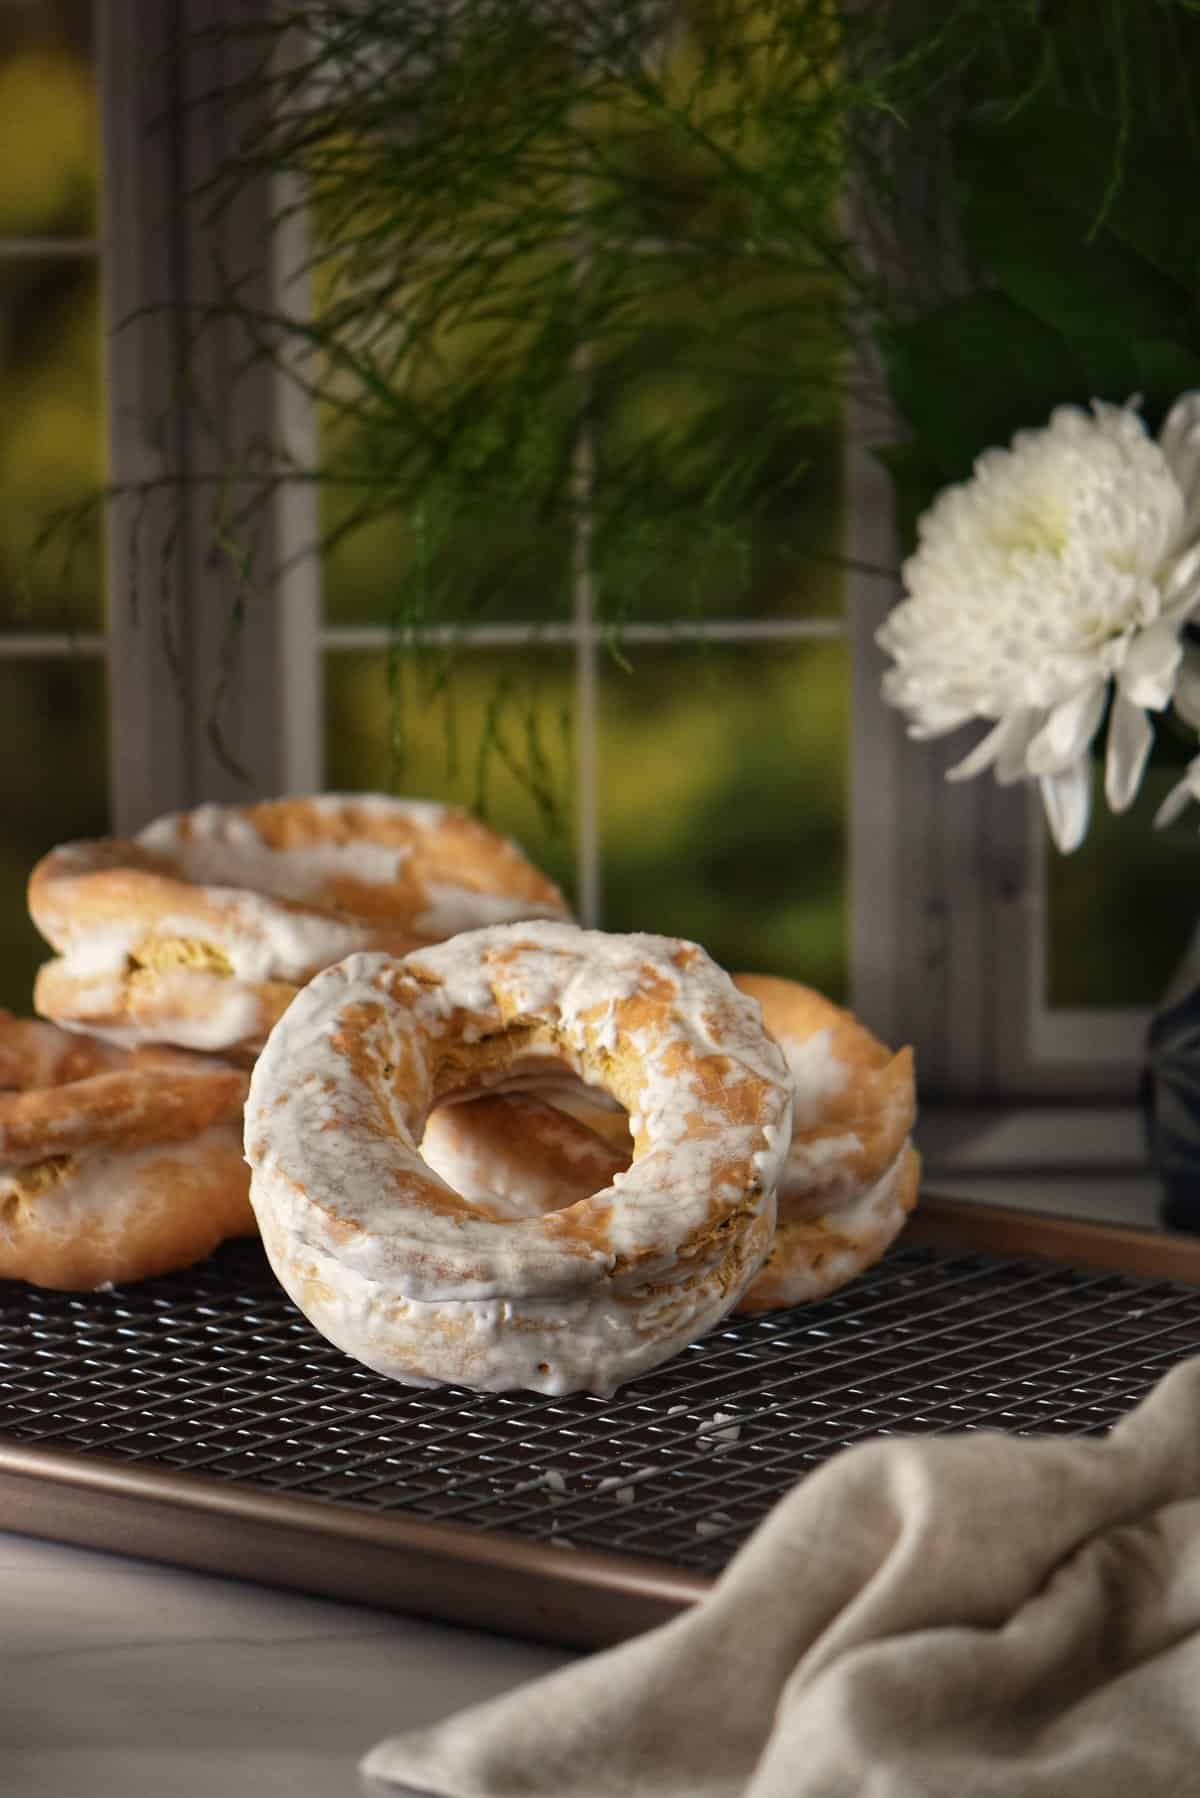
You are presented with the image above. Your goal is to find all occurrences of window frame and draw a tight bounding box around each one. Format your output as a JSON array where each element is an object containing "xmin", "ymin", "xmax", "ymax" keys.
[{"xmin": 100, "ymin": 0, "xmax": 321, "ymax": 835}]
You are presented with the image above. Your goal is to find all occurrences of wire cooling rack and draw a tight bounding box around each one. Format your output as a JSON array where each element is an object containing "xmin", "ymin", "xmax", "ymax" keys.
[{"xmin": 1, "ymin": 1199, "xmax": 1198, "ymax": 1645}]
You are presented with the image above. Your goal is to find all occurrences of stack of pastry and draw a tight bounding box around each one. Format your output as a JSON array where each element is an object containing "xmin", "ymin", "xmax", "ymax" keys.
[
  {"xmin": 3, "ymin": 795, "xmax": 569, "ymax": 1291},
  {"xmin": 242, "ymin": 921, "xmax": 917, "ymax": 1394},
  {"xmin": 4, "ymin": 790, "xmax": 918, "ymax": 1396}
]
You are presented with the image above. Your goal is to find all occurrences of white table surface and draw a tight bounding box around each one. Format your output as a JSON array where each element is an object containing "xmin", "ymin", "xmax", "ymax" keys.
[{"xmin": 0, "ymin": 1529, "xmax": 575, "ymax": 1796}]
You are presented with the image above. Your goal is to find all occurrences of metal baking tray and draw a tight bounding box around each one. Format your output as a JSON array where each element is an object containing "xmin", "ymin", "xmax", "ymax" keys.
[{"xmin": 1, "ymin": 1194, "xmax": 1198, "ymax": 1649}]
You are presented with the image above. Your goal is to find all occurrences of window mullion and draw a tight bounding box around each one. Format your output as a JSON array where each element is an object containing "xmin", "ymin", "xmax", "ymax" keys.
[
  {"xmin": 845, "ymin": 380, "xmax": 963, "ymax": 1083},
  {"xmin": 102, "ymin": 1, "xmax": 322, "ymax": 834},
  {"xmin": 174, "ymin": 0, "xmax": 321, "ymax": 806},
  {"xmin": 270, "ymin": 155, "xmax": 324, "ymax": 797},
  {"xmin": 99, "ymin": 0, "xmax": 192, "ymax": 835}
]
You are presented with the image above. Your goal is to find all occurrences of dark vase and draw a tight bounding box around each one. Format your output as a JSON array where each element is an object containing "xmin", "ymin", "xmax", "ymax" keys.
[{"xmin": 1144, "ymin": 976, "xmax": 1200, "ymax": 1233}]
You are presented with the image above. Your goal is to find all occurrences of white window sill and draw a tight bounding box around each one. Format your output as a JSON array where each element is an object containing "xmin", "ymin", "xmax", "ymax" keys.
[
  {"xmin": 917, "ymin": 1102, "xmax": 1165, "ymax": 1232},
  {"xmin": 920, "ymin": 1174, "xmax": 1162, "ymax": 1232}
]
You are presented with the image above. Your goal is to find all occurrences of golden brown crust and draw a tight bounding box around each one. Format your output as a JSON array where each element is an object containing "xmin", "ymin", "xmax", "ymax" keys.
[
  {"xmin": 0, "ymin": 1012, "xmax": 254, "ymax": 1290},
  {"xmin": 0, "ymin": 1131, "xmax": 256, "ymax": 1291}
]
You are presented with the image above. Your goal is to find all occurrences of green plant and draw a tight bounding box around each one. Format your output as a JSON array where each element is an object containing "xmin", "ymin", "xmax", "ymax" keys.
[{"xmin": 40, "ymin": 0, "xmax": 1200, "ymax": 811}]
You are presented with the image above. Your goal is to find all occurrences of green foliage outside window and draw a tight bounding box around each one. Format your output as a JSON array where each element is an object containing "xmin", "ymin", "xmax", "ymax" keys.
[{"xmin": 0, "ymin": 3, "xmax": 107, "ymax": 1013}]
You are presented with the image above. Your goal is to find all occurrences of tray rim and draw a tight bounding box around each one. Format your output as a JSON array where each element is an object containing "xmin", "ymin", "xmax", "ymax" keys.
[
  {"xmin": 1, "ymin": 1193, "xmax": 1197, "ymax": 1650},
  {"xmin": 906, "ymin": 1192, "xmax": 1200, "ymax": 1282}
]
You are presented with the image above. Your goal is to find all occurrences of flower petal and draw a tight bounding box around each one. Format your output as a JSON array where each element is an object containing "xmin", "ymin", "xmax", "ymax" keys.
[
  {"xmin": 1040, "ymin": 761, "xmax": 1092, "ymax": 853},
  {"xmin": 1158, "ymin": 392, "xmax": 1200, "ymax": 539},
  {"xmin": 1025, "ymin": 684, "xmax": 1107, "ymax": 777},
  {"xmin": 994, "ymin": 709, "xmax": 1044, "ymax": 783},
  {"xmin": 946, "ymin": 712, "xmax": 1035, "ymax": 784},
  {"xmin": 1158, "ymin": 392, "xmax": 1200, "ymax": 467},
  {"xmin": 1174, "ymin": 644, "xmax": 1200, "ymax": 732},
  {"xmin": 906, "ymin": 710, "xmax": 974, "ymax": 742},
  {"xmin": 1105, "ymin": 690, "xmax": 1154, "ymax": 813},
  {"xmin": 1154, "ymin": 753, "xmax": 1200, "ymax": 830},
  {"xmin": 1118, "ymin": 617, "xmax": 1184, "ymax": 709},
  {"xmin": 1161, "ymin": 542, "xmax": 1200, "ymax": 620}
]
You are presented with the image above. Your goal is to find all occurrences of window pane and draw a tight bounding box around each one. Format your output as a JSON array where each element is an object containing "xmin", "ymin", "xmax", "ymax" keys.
[
  {"xmin": 591, "ymin": 278, "xmax": 845, "ymax": 626},
  {"xmin": 317, "ymin": 371, "xmax": 844, "ymax": 632},
  {"xmin": 1046, "ymin": 763, "xmax": 1200, "ymax": 1009},
  {"xmin": 305, "ymin": 4, "xmax": 845, "ymax": 633},
  {"xmin": 320, "ymin": 482, "xmax": 575, "ymax": 633},
  {"xmin": 595, "ymin": 417, "xmax": 845, "ymax": 627},
  {"xmin": 323, "ymin": 645, "xmax": 577, "ymax": 902},
  {"xmin": 598, "ymin": 638, "xmax": 849, "ymax": 996},
  {"xmin": 0, "ymin": 2, "xmax": 96, "ymax": 238},
  {"xmin": 0, "ymin": 655, "xmax": 108, "ymax": 1012},
  {"xmin": 0, "ymin": 256, "xmax": 103, "ymax": 632}
]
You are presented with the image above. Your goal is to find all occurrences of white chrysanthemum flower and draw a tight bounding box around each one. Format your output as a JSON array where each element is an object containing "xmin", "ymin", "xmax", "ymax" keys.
[{"xmin": 877, "ymin": 394, "xmax": 1200, "ymax": 852}]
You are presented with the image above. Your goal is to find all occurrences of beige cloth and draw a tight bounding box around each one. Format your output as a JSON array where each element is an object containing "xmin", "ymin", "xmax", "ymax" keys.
[{"xmin": 362, "ymin": 1357, "xmax": 1200, "ymax": 1797}]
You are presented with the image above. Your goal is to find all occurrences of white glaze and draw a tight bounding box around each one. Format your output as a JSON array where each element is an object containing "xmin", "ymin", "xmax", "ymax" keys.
[
  {"xmin": 138, "ymin": 805, "xmax": 416, "ymax": 903},
  {"xmin": 776, "ymin": 1025, "xmax": 850, "ymax": 1127},
  {"xmin": 412, "ymin": 881, "xmax": 569, "ymax": 940},
  {"xmin": 786, "ymin": 1130, "xmax": 865, "ymax": 1174},
  {"xmin": 44, "ymin": 892, "xmax": 374, "ymax": 983},
  {"xmin": 253, "ymin": 1195, "xmax": 775, "ymax": 1398}
]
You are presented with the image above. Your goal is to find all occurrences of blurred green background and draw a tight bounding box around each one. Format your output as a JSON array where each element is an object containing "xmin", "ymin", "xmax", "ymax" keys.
[
  {"xmin": 1, "ymin": 1, "xmax": 1199, "ymax": 1034},
  {"xmin": 0, "ymin": 0, "xmax": 108, "ymax": 1013}
]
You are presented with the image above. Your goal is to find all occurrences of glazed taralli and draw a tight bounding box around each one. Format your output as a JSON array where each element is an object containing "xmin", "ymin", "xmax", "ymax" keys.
[
  {"xmin": 29, "ymin": 794, "xmax": 571, "ymax": 1058},
  {"xmin": 244, "ymin": 923, "xmax": 793, "ymax": 1395},
  {"xmin": 0, "ymin": 1014, "xmax": 254, "ymax": 1290}
]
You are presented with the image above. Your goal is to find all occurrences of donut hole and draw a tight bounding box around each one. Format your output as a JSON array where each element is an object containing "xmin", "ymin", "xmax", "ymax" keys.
[
  {"xmin": 418, "ymin": 1092, "xmax": 632, "ymax": 1223},
  {"xmin": 551, "ymin": 1087, "xmax": 634, "ymax": 1156}
]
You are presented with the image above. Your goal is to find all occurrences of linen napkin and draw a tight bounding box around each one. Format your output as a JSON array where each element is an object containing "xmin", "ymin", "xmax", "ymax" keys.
[{"xmin": 363, "ymin": 1355, "xmax": 1200, "ymax": 1797}]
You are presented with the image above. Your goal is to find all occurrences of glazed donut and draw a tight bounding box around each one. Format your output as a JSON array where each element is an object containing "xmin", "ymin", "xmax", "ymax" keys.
[
  {"xmin": 244, "ymin": 923, "xmax": 792, "ymax": 1395},
  {"xmin": 0, "ymin": 1013, "xmax": 254, "ymax": 1290},
  {"xmin": 30, "ymin": 794, "xmax": 570, "ymax": 1057},
  {"xmin": 420, "ymin": 973, "xmax": 918, "ymax": 1311}
]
